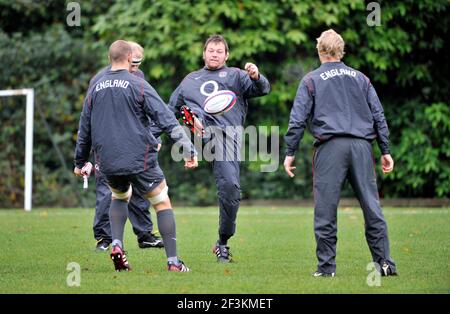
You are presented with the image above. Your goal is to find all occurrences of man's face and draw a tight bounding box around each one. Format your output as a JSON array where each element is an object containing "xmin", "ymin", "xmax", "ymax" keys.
[
  {"xmin": 130, "ymin": 51, "xmax": 143, "ymax": 73},
  {"xmin": 203, "ymin": 42, "xmax": 228, "ymax": 70}
]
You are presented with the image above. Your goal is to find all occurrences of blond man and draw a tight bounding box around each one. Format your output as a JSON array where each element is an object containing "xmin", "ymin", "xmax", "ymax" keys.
[
  {"xmin": 128, "ymin": 41, "xmax": 144, "ymax": 75},
  {"xmin": 284, "ymin": 29, "xmax": 397, "ymax": 277}
]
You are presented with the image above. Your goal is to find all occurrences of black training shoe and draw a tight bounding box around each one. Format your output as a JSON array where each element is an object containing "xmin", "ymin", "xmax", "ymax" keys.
[
  {"xmin": 313, "ymin": 271, "xmax": 336, "ymax": 277},
  {"xmin": 212, "ymin": 244, "xmax": 232, "ymax": 263},
  {"xmin": 95, "ymin": 238, "xmax": 111, "ymax": 252},
  {"xmin": 380, "ymin": 262, "xmax": 398, "ymax": 277},
  {"xmin": 138, "ymin": 233, "xmax": 164, "ymax": 249}
]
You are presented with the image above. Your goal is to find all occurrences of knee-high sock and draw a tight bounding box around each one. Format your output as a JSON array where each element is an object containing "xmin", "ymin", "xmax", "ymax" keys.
[
  {"xmin": 109, "ymin": 199, "xmax": 129, "ymax": 248},
  {"xmin": 157, "ymin": 209, "xmax": 177, "ymax": 260}
]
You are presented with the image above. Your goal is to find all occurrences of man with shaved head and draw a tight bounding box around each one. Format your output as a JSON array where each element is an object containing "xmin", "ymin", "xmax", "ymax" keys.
[
  {"xmin": 74, "ymin": 39, "xmax": 198, "ymax": 272},
  {"xmin": 87, "ymin": 41, "xmax": 164, "ymax": 252},
  {"xmin": 109, "ymin": 39, "xmax": 131, "ymax": 62}
]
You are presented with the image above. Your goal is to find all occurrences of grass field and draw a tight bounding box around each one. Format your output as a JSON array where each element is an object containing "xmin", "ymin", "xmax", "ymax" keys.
[{"xmin": 0, "ymin": 206, "xmax": 449, "ymax": 294}]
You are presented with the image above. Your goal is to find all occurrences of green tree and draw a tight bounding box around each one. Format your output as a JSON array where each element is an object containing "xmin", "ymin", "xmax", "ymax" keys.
[
  {"xmin": 93, "ymin": 0, "xmax": 449, "ymax": 202},
  {"xmin": 0, "ymin": 0, "xmax": 448, "ymax": 207}
]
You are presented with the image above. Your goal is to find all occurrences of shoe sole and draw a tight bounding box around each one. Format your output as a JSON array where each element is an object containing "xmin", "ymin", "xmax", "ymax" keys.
[
  {"xmin": 138, "ymin": 241, "xmax": 164, "ymax": 249},
  {"xmin": 381, "ymin": 272, "xmax": 398, "ymax": 277},
  {"xmin": 168, "ymin": 267, "xmax": 190, "ymax": 272},
  {"xmin": 168, "ymin": 264, "xmax": 191, "ymax": 272},
  {"xmin": 313, "ymin": 272, "xmax": 335, "ymax": 277}
]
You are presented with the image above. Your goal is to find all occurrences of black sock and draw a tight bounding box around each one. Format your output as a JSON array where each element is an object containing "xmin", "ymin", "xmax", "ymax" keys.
[
  {"xmin": 109, "ymin": 199, "xmax": 129, "ymax": 248},
  {"xmin": 218, "ymin": 234, "xmax": 231, "ymax": 246},
  {"xmin": 157, "ymin": 209, "xmax": 177, "ymax": 259}
]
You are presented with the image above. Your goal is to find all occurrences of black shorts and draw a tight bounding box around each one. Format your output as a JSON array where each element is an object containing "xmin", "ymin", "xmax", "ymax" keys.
[{"xmin": 105, "ymin": 164, "xmax": 165, "ymax": 196}]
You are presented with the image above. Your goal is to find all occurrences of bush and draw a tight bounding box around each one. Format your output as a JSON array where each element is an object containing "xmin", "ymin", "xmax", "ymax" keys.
[{"xmin": 0, "ymin": 25, "xmax": 102, "ymax": 207}]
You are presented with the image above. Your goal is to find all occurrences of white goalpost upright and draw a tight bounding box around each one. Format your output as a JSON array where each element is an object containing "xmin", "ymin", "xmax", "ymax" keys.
[{"xmin": 0, "ymin": 89, "xmax": 34, "ymax": 211}]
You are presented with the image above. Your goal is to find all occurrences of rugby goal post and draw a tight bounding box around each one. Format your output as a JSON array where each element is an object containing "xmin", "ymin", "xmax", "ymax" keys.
[{"xmin": 0, "ymin": 89, "xmax": 34, "ymax": 211}]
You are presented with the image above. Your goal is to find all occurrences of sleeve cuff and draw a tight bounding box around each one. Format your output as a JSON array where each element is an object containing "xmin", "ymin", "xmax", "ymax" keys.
[
  {"xmin": 74, "ymin": 161, "xmax": 85, "ymax": 169},
  {"xmin": 252, "ymin": 74, "xmax": 261, "ymax": 81},
  {"xmin": 285, "ymin": 148, "xmax": 296, "ymax": 156},
  {"xmin": 380, "ymin": 145, "xmax": 390, "ymax": 155}
]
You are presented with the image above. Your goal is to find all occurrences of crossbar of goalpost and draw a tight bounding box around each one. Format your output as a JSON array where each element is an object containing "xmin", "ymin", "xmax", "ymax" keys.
[{"xmin": 0, "ymin": 89, "xmax": 34, "ymax": 211}]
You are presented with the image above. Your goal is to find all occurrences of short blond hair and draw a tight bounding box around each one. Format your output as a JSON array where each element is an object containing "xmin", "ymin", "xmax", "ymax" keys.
[
  {"xmin": 128, "ymin": 41, "xmax": 144, "ymax": 56},
  {"xmin": 316, "ymin": 29, "xmax": 345, "ymax": 60}
]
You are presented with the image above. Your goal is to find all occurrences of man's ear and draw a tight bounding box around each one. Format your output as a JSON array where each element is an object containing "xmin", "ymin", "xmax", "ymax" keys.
[
  {"xmin": 225, "ymin": 52, "xmax": 229, "ymax": 61},
  {"xmin": 127, "ymin": 53, "xmax": 132, "ymax": 64}
]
